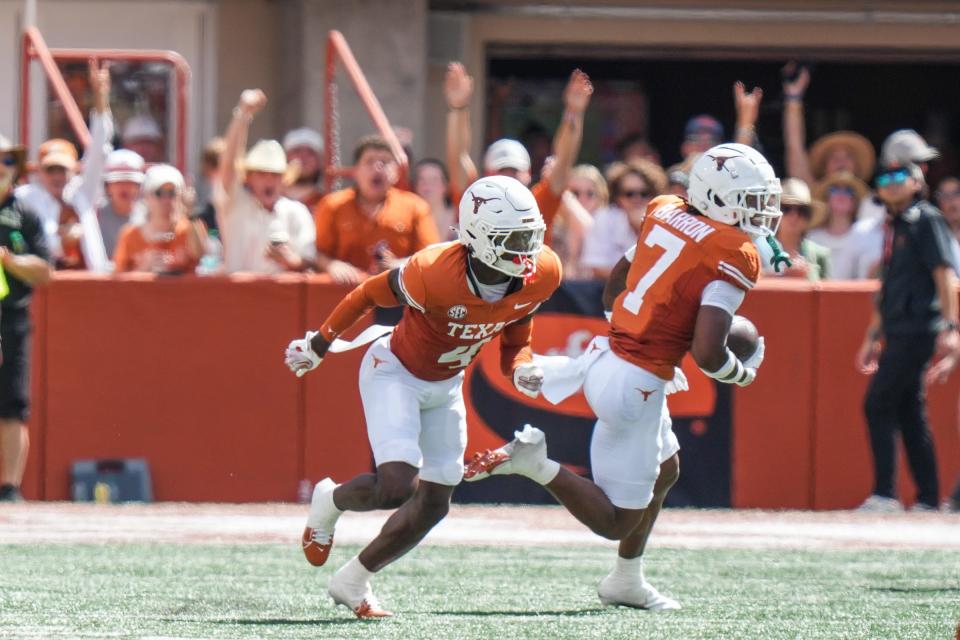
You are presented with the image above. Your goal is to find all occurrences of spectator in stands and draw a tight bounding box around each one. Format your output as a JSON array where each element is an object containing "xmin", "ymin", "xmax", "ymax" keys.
[
  {"xmin": 412, "ymin": 158, "xmax": 456, "ymax": 241},
  {"xmin": 113, "ymin": 165, "xmax": 203, "ymax": 274},
  {"xmin": 677, "ymin": 114, "xmax": 724, "ymax": 169},
  {"xmin": 581, "ymin": 159, "xmax": 666, "ymax": 279},
  {"xmin": 0, "ymin": 133, "xmax": 53, "ymax": 502},
  {"xmin": 193, "ymin": 137, "xmax": 225, "ymax": 232},
  {"xmin": 857, "ymin": 161, "xmax": 959, "ymax": 512},
  {"xmin": 15, "ymin": 60, "xmax": 111, "ymax": 272},
  {"xmin": 122, "ymin": 113, "xmax": 164, "ymax": 163},
  {"xmin": 733, "ymin": 81, "xmax": 764, "ymax": 148},
  {"xmin": 807, "ymin": 172, "xmax": 881, "ymax": 279},
  {"xmin": 616, "ymin": 133, "xmax": 661, "ymax": 165},
  {"xmin": 666, "ymin": 169, "xmax": 689, "ymax": 199},
  {"xmin": 882, "ymin": 129, "xmax": 940, "ymax": 176},
  {"xmin": 283, "ymin": 127, "xmax": 325, "ymax": 209},
  {"xmin": 553, "ymin": 163, "xmax": 605, "ymax": 279},
  {"xmin": 934, "ymin": 176, "xmax": 960, "ymax": 273},
  {"xmin": 314, "ymin": 136, "xmax": 438, "ymax": 283},
  {"xmin": 781, "ymin": 63, "xmax": 875, "ymax": 186},
  {"xmin": 98, "ymin": 149, "xmax": 146, "ymax": 259},
  {"xmin": 762, "ymin": 178, "xmax": 829, "ymax": 281},
  {"xmin": 444, "ymin": 62, "xmax": 592, "ymax": 245},
  {"xmin": 216, "ymin": 89, "xmax": 316, "ymax": 274}
]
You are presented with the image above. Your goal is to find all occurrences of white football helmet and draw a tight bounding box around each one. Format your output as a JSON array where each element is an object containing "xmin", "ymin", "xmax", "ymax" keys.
[
  {"xmin": 458, "ymin": 175, "xmax": 546, "ymax": 278},
  {"xmin": 687, "ymin": 143, "xmax": 782, "ymax": 237}
]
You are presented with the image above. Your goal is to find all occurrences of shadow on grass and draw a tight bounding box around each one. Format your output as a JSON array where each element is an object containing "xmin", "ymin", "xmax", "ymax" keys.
[
  {"xmin": 867, "ymin": 586, "xmax": 960, "ymax": 594},
  {"xmin": 165, "ymin": 618, "xmax": 359, "ymax": 626},
  {"xmin": 432, "ymin": 608, "xmax": 607, "ymax": 617}
]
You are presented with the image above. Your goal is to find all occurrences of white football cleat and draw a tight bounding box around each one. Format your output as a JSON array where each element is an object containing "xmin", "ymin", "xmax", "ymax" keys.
[
  {"xmin": 328, "ymin": 566, "xmax": 392, "ymax": 619},
  {"xmin": 302, "ymin": 478, "xmax": 341, "ymax": 566},
  {"xmin": 598, "ymin": 573, "xmax": 681, "ymax": 611},
  {"xmin": 464, "ymin": 424, "xmax": 548, "ymax": 482},
  {"xmin": 856, "ymin": 495, "xmax": 902, "ymax": 513}
]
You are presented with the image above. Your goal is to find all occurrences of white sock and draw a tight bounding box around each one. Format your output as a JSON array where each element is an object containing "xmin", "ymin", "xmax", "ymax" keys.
[
  {"xmin": 339, "ymin": 555, "xmax": 375, "ymax": 585},
  {"xmin": 611, "ymin": 555, "xmax": 644, "ymax": 582},
  {"xmin": 525, "ymin": 458, "xmax": 560, "ymax": 485}
]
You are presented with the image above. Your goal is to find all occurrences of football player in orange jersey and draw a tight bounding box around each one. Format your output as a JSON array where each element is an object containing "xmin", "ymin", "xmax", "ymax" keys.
[
  {"xmin": 465, "ymin": 143, "xmax": 782, "ymax": 611},
  {"xmin": 283, "ymin": 175, "xmax": 562, "ymax": 618}
]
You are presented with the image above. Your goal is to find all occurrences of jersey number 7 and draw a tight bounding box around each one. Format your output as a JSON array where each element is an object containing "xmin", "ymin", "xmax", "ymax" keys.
[{"xmin": 622, "ymin": 226, "xmax": 686, "ymax": 315}]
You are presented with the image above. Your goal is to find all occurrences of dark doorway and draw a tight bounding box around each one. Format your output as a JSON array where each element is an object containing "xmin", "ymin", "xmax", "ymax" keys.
[{"xmin": 487, "ymin": 49, "xmax": 960, "ymax": 186}]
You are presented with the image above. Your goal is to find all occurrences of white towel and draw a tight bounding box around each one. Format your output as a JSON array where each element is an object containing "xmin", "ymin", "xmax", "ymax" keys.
[
  {"xmin": 328, "ymin": 324, "xmax": 396, "ymax": 353},
  {"xmin": 533, "ymin": 336, "xmax": 610, "ymax": 405}
]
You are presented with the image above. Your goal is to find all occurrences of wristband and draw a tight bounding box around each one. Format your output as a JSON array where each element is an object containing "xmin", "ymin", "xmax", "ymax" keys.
[
  {"xmin": 562, "ymin": 110, "xmax": 581, "ymax": 126},
  {"xmin": 783, "ymin": 94, "xmax": 803, "ymax": 103}
]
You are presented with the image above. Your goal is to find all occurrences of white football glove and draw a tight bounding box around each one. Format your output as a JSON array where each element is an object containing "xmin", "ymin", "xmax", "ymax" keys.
[
  {"xmin": 284, "ymin": 331, "xmax": 323, "ymax": 377},
  {"xmin": 513, "ymin": 362, "xmax": 544, "ymax": 399},
  {"xmin": 742, "ymin": 336, "xmax": 765, "ymax": 371},
  {"xmin": 665, "ymin": 367, "xmax": 689, "ymax": 395},
  {"xmin": 736, "ymin": 367, "xmax": 757, "ymax": 387}
]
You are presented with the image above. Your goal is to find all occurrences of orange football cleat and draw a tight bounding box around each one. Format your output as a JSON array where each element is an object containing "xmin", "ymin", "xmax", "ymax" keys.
[
  {"xmin": 302, "ymin": 527, "xmax": 334, "ymax": 566},
  {"xmin": 463, "ymin": 448, "xmax": 511, "ymax": 481},
  {"xmin": 352, "ymin": 599, "xmax": 393, "ymax": 619}
]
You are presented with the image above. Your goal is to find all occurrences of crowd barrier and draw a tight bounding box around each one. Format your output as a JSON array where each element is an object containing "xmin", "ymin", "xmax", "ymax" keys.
[{"xmin": 18, "ymin": 275, "xmax": 960, "ymax": 509}]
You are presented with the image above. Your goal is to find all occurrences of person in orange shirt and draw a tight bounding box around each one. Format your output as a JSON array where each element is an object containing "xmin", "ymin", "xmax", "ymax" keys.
[
  {"xmin": 113, "ymin": 165, "xmax": 204, "ymax": 274},
  {"xmin": 285, "ymin": 175, "xmax": 561, "ymax": 618},
  {"xmin": 444, "ymin": 62, "xmax": 592, "ymax": 246},
  {"xmin": 313, "ymin": 136, "xmax": 439, "ymax": 284},
  {"xmin": 465, "ymin": 143, "xmax": 782, "ymax": 612}
]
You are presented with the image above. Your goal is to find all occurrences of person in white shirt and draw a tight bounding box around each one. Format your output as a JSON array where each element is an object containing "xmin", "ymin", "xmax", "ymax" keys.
[
  {"xmin": 934, "ymin": 176, "xmax": 960, "ymax": 276},
  {"xmin": 808, "ymin": 172, "xmax": 882, "ymax": 279},
  {"xmin": 98, "ymin": 149, "xmax": 147, "ymax": 258},
  {"xmin": 15, "ymin": 60, "xmax": 110, "ymax": 272},
  {"xmin": 580, "ymin": 160, "xmax": 666, "ymax": 279},
  {"xmin": 215, "ymin": 89, "xmax": 316, "ymax": 274}
]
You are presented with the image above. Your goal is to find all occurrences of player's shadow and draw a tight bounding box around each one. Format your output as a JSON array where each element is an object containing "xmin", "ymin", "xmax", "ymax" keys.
[
  {"xmin": 173, "ymin": 618, "xmax": 360, "ymax": 626},
  {"xmin": 432, "ymin": 608, "xmax": 607, "ymax": 617},
  {"xmin": 867, "ymin": 586, "xmax": 960, "ymax": 594}
]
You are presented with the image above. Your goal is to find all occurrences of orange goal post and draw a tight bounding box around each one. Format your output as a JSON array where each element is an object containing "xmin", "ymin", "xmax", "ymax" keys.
[
  {"xmin": 324, "ymin": 30, "xmax": 408, "ymax": 193},
  {"xmin": 20, "ymin": 26, "xmax": 191, "ymax": 173}
]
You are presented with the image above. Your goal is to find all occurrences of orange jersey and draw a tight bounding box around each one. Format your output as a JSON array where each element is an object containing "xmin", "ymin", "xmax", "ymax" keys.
[
  {"xmin": 390, "ymin": 241, "xmax": 562, "ymax": 381},
  {"xmin": 609, "ymin": 195, "xmax": 760, "ymax": 380},
  {"xmin": 314, "ymin": 187, "xmax": 440, "ymax": 271},
  {"xmin": 113, "ymin": 219, "xmax": 198, "ymax": 274}
]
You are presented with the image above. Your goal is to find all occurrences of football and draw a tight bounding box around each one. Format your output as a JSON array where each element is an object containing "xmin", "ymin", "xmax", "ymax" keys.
[{"xmin": 727, "ymin": 315, "xmax": 760, "ymax": 362}]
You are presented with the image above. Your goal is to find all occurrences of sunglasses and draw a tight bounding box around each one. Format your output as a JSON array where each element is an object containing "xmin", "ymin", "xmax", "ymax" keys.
[
  {"xmin": 827, "ymin": 185, "xmax": 855, "ymax": 197},
  {"xmin": 1, "ymin": 155, "xmax": 17, "ymax": 168},
  {"xmin": 571, "ymin": 189, "xmax": 597, "ymax": 199},
  {"xmin": 876, "ymin": 169, "xmax": 911, "ymax": 188},
  {"xmin": 782, "ymin": 204, "xmax": 812, "ymax": 218},
  {"xmin": 936, "ymin": 189, "xmax": 960, "ymax": 200},
  {"xmin": 43, "ymin": 165, "xmax": 67, "ymax": 175},
  {"xmin": 622, "ymin": 189, "xmax": 651, "ymax": 199},
  {"xmin": 153, "ymin": 187, "xmax": 178, "ymax": 199}
]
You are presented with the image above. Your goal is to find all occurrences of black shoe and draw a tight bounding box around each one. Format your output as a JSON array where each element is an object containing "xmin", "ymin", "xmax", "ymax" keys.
[{"xmin": 0, "ymin": 484, "xmax": 23, "ymax": 502}]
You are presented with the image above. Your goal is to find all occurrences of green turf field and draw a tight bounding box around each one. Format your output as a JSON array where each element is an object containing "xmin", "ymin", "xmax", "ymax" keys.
[{"xmin": 1, "ymin": 543, "xmax": 957, "ymax": 639}]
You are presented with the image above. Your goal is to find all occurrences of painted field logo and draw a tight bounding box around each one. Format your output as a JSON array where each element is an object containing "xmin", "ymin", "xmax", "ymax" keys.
[{"xmin": 447, "ymin": 305, "xmax": 467, "ymax": 320}]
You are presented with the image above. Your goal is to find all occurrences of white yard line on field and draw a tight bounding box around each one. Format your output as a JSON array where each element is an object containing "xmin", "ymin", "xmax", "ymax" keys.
[{"xmin": 0, "ymin": 503, "xmax": 957, "ymax": 549}]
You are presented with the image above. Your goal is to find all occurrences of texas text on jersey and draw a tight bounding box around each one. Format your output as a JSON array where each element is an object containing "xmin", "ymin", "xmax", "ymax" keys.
[
  {"xmin": 609, "ymin": 195, "xmax": 761, "ymax": 380},
  {"xmin": 389, "ymin": 241, "xmax": 562, "ymax": 381}
]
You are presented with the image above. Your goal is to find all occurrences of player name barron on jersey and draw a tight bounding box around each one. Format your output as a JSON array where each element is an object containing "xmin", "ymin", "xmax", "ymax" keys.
[{"xmin": 652, "ymin": 205, "xmax": 717, "ymax": 243}]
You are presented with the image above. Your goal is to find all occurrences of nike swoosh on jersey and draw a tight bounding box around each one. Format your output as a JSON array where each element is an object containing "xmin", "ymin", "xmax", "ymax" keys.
[{"xmin": 514, "ymin": 302, "xmax": 532, "ymax": 309}]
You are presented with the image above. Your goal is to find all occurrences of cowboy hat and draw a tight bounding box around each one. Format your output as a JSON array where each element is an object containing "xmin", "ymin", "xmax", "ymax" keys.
[{"xmin": 808, "ymin": 131, "xmax": 875, "ymax": 182}]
